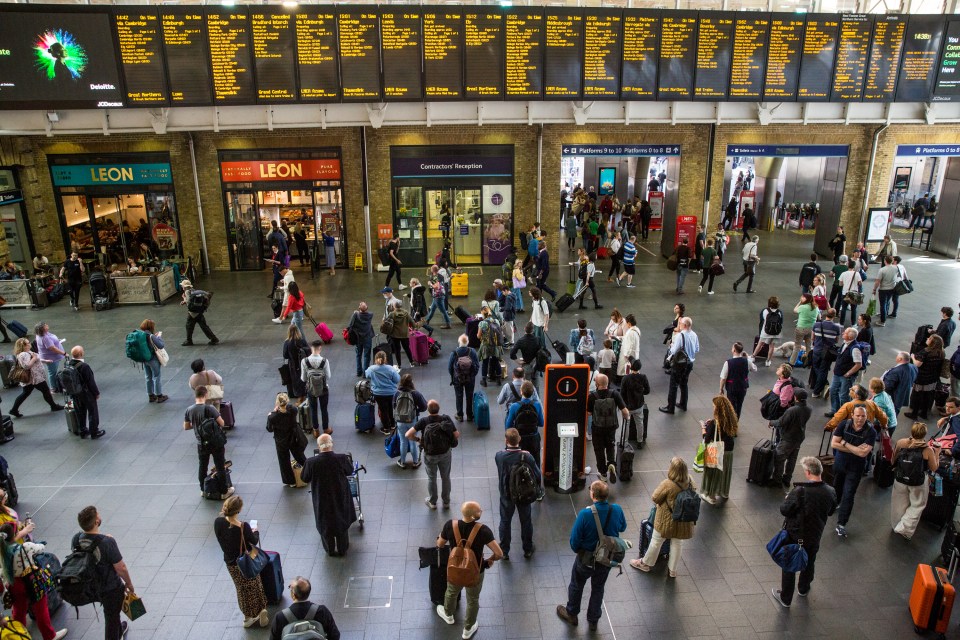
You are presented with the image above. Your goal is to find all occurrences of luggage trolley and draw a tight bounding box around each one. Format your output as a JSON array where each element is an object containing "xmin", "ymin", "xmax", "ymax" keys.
[{"xmin": 348, "ymin": 459, "xmax": 367, "ymax": 529}]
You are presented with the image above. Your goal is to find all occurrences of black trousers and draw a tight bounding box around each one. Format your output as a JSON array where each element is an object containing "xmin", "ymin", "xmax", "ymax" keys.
[
  {"xmin": 186, "ymin": 313, "xmax": 217, "ymax": 342},
  {"xmin": 667, "ymin": 363, "xmax": 693, "ymax": 410},
  {"xmin": 11, "ymin": 381, "xmax": 57, "ymax": 414},
  {"xmin": 592, "ymin": 427, "xmax": 616, "ymax": 472},
  {"xmin": 68, "ymin": 280, "xmax": 83, "ymax": 308},
  {"xmin": 101, "ymin": 586, "xmax": 126, "ymax": 640},
  {"xmin": 577, "ymin": 279, "xmax": 599, "ymax": 308},
  {"xmin": 322, "ymin": 529, "xmax": 350, "ymax": 556},
  {"xmin": 390, "ymin": 337, "xmax": 414, "ymax": 368},
  {"xmin": 780, "ymin": 544, "xmax": 819, "ymax": 605},
  {"xmin": 374, "ymin": 394, "xmax": 395, "ymax": 432},
  {"xmin": 726, "ymin": 390, "xmax": 746, "ymax": 418},
  {"xmin": 640, "ymin": 218, "xmax": 650, "ymax": 239},
  {"xmin": 74, "ymin": 393, "xmax": 99, "ymax": 434},
  {"xmin": 385, "ymin": 262, "xmax": 402, "ymax": 287},
  {"xmin": 198, "ymin": 447, "xmax": 229, "ymax": 493},
  {"xmin": 275, "ymin": 438, "xmax": 307, "ymax": 485},
  {"xmin": 698, "ymin": 271, "xmax": 716, "ymax": 291}
]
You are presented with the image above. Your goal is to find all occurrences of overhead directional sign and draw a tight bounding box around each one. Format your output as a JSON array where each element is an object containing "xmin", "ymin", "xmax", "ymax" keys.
[
  {"xmin": 726, "ymin": 144, "xmax": 849, "ymax": 157},
  {"xmin": 562, "ymin": 144, "xmax": 682, "ymax": 157}
]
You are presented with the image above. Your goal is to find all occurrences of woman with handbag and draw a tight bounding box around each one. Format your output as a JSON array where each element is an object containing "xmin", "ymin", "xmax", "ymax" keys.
[
  {"xmin": 188, "ymin": 359, "xmax": 223, "ymax": 410},
  {"xmin": 699, "ymin": 396, "xmax": 739, "ymax": 505},
  {"xmin": 0, "ymin": 522, "xmax": 68, "ymax": 640},
  {"xmin": 811, "ymin": 274, "xmax": 829, "ymax": 312},
  {"xmin": 274, "ymin": 281, "xmax": 307, "ymax": 339},
  {"xmin": 906, "ymin": 334, "xmax": 945, "ymax": 420},
  {"xmin": 282, "ymin": 324, "xmax": 309, "ymax": 406},
  {"xmin": 9, "ymin": 338, "xmax": 64, "ymax": 418},
  {"xmin": 630, "ymin": 457, "xmax": 696, "ymax": 578},
  {"xmin": 266, "ymin": 392, "xmax": 308, "ymax": 487},
  {"xmin": 698, "ymin": 239, "xmax": 721, "ymax": 294},
  {"xmin": 139, "ymin": 319, "xmax": 168, "ymax": 403},
  {"xmin": 214, "ymin": 495, "xmax": 268, "ymax": 628}
]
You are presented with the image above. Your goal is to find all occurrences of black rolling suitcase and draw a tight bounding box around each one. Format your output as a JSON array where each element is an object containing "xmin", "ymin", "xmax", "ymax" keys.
[
  {"xmin": 0, "ymin": 355, "xmax": 15, "ymax": 389},
  {"xmin": 554, "ymin": 294, "xmax": 575, "ymax": 313},
  {"xmin": 942, "ymin": 523, "xmax": 959, "ymax": 565},
  {"xmin": 419, "ymin": 546, "xmax": 456, "ymax": 606},
  {"xmin": 372, "ymin": 342, "xmax": 393, "ymax": 365},
  {"xmin": 638, "ymin": 508, "xmax": 670, "ymax": 561},
  {"xmin": 922, "ymin": 476, "xmax": 960, "ymax": 531},
  {"xmin": 817, "ymin": 430, "xmax": 835, "ymax": 486},
  {"xmin": 746, "ymin": 429, "xmax": 776, "ymax": 485},
  {"xmin": 454, "ymin": 306, "xmax": 470, "ymax": 324}
]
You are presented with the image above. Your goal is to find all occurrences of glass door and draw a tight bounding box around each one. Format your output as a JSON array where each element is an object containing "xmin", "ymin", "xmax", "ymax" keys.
[
  {"xmin": 225, "ymin": 190, "xmax": 263, "ymax": 270},
  {"xmin": 90, "ymin": 196, "xmax": 131, "ymax": 266},
  {"xmin": 314, "ymin": 186, "xmax": 345, "ymax": 267},
  {"xmin": 424, "ymin": 188, "xmax": 450, "ymax": 265},
  {"xmin": 393, "ymin": 186, "xmax": 425, "ymax": 265},
  {"xmin": 452, "ymin": 187, "xmax": 482, "ymax": 264}
]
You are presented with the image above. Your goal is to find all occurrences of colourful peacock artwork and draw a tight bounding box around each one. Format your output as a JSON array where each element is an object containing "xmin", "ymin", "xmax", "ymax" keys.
[{"xmin": 33, "ymin": 29, "xmax": 87, "ymax": 81}]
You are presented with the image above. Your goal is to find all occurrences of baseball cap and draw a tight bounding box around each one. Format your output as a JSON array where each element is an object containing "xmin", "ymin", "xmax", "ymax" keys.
[{"xmin": 380, "ymin": 287, "xmax": 393, "ymax": 294}]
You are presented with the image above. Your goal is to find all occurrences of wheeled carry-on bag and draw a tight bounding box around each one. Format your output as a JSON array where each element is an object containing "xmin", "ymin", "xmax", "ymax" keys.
[
  {"xmin": 454, "ymin": 306, "xmax": 470, "ymax": 324},
  {"xmin": 473, "ymin": 391, "xmax": 490, "ymax": 430},
  {"xmin": 639, "ymin": 515, "xmax": 670, "ymax": 561},
  {"xmin": 3, "ymin": 320, "xmax": 27, "ymax": 340},
  {"xmin": 409, "ymin": 330, "xmax": 429, "ymax": 365},
  {"xmin": 817, "ymin": 429, "xmax": 835, "ymax": 486},
  {"xmin": 65, "ymin": 402, "xmax": 80, "ymax": 436},
  {"xmin": 554, "ymin": 294, "xmax": 575, "ymax": 313},
  {"xmin": 616, "ymin": 418, "xmax": 634, "ymax": 482},
  {"xmin": 260, "ymin": 550, "xmax": 284, "ymax": 605},
  {"xmin": 314, "ymin": 321, "xmax": 334, "ymax": 344},
  {"xmin": 203, "ymin": 468, "xmax": 232, "ymax": 500},
  {"xmin": 909, "ymin": 555, "xmax": 956, "ymax": 636},
  {"xmin": 355, "ymin": 403, "xmax": 376, "ymax": 432},
  {"xmin": 219, "ymin": 401, "xmax": 235, "ymax": 429},
  {"xmin": 922, "ymin": 476, "xmax": 960, "ymax": 531},
  {"xmin": 0, "ymin": 355, "xmax": 15, "ymax": 388},
  {"xmin": 746, "ymin": 429, "xmax": 775, "ymax": 485}
]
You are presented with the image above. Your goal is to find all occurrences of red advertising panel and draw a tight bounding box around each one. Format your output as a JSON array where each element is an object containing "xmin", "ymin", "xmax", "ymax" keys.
[
  {"xmin": 675, "ymin": 214, "xmax": 697, "ymax": 249},
  {"xmin": 736, "ymin": 190, "xmax": 755, "ymax": 229},
  {"xmin": 219, "ymin": 158, "xmax": 341, "ymax": 182},
  {"xmin": 648, "ymin": 191, "xmax": 664, "ymax": 230}
]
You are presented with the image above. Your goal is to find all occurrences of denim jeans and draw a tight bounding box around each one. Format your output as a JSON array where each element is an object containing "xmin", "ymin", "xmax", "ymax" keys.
[
  {"xmin": 425, "ymin": 296, "xmax": 451, "ymax": 325},
  {"xmin": 838, "ymin": 300, "xmax": 858, "ymax": 326},
  {"xmin": 143, "ymin": 358, "xmax": 162, "ymax": 396},
  {"xmin": 397, "ymin": 420, "xmax": 419, "ymax": 464},
  {"xmin": 565, "ymin": 557, "xmax": 612, "ymax": 624},
  {"xmin": 892, "ymin": 292, "xmax": 901, "ymax": 316},
  {"xmin": 499, "ymin": 494, "xmax": 533, "ymax": 555},
  {"xmin": 514, "ymin": 288, "xmax": 524, "ymax": 311},
  {"xmin": 424, "ymin": 449, "xmax": 452, "ymax": 506},
  {"xmin": 676, "ymin": 266, "xmax": 688, "ymax": 292},
  {"xmin": 829, "ymin": 374, "xmax": 854, "ymax": 413},
  {"xmin": 834, "ymin": 465, "xmax": 864, "ymax": 526},
  {"xmin": 291, "ymin": 309, "xmax": 304, "ymax": 339},
  {"xmin": 878, "ymin": 289, "xmax": 894, "ymax": 322},
  {"xmin": 44, "ymin": 359, "xmax": 62, "ymax": 393},
  {"xmin": 355, "ymin": 337, "xmax": 372, "ymax": 376}
]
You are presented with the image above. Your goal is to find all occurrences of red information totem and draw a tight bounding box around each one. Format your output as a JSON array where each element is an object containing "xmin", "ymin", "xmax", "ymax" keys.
[
  {"xmin": 736, "ymin": 190, "xmax": 755, "ymax": 229},
  {"xmin": 675, "ymin": 215, "xmax": 697, "ymax": 249},
  {"xmin": 648, "ymin": 191, "xmax": 664, "ymax": 230}
]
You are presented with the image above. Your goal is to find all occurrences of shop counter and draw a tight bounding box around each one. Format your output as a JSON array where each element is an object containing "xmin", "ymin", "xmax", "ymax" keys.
[{"xmin": 112, "ymin": 267, "xmax": 179, "ymax": 305}]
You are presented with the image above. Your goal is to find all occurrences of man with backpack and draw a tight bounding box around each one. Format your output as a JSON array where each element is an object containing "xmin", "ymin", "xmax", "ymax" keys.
[
  {"xmin": 827, "ymin": 328, "xmax": 865, "ymax": 416},
  {"xmin": 588, "ymin": 374, "xmax": 630, "ymax": 483},
  {"xmin": 66, "ymin": 505, "xmax": 136, "ymax": 639},
  {"xmin": 447, "ymin": 335, "xmax": 479, "ymax": 423},
  {"xmin": 300, "ymin": 340, "xmax": 332, "ymax": 436},
  {"xmin": 556, "ymin": 480, "xmax": 626, "ymax": 630},
  {"xmin": 269, "ymin": 576, "xmax": 340, "ymax": 640},
  {"xmin": 62, "ymin": 345, "xmax": 103, "ymax": 439},
  {"xmin": 495, "ymin": 428, "xmax": 541, "ymax": 561},
  {"xmin": 179, "ymin": 279, "xmax": 219, "ymax": 346},
  {"xmin": 660, "ymin": 317, "xmax": 700, "ymax": 414},
  {"xmin": 505, "ymin": 381, "xmax": 545, "ymax": 469},
  {"xmin": 434, "ymin": 501, "xmax": 502, "ymax": 640},
  {"xmin": 183, "ymin": 386, "xmax": 234, "ymax": 500},
  {"xmin": 510, "ymin": 322, "xmax": 543, "ymax": 392},
  {"xmin": 407, "ymin": 400, "xmax": 460, "ymax": 509},
  {"xmin": 810, "ymin": 309, "xmax": 842, "ymax": 399},
  {"xmin": 497, "ymin": 366, "xmax": 540, "ymax": 412}
]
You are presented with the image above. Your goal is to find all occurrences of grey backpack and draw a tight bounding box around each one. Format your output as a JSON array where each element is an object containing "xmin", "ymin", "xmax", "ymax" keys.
[{"xmin": 281, "ymin": 604, "xmax": 326, "ymax": 640}]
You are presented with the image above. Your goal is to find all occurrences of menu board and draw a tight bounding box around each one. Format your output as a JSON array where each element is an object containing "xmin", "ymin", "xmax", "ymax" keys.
[
  {"xmin": 206, "ymin": 9, "xmax": 256, "ymax": 105},
  {"xmin": 423, "ymin": 11, "xmax": 462, "ymax": 99},
  {"xmin": 114, "ymin": 10, "xmax": 167, "ymax": 106},
  {"xmin": 934, "ymin": 20, "xmax": 960, "ymax": 101},
  {"xmin": 338, "ymin": 11, "xmax": 381, "ymax": 102},
  {"xmin": 381, "ymin": 9, "xmax": 423, "ymax": 101},
  {"xmin": 728, "ymin": 14, "xmax": 769, "ymax": 101},
  {"xmin": 543, "ymin": 10, "xmax": 582, "ymax": 99},
  {"xmin": 295, "ymin": 11, "xmax": 339, "ymax": 101},
  {"xmin": 798, "ymin": 15, "xmax": 839, "ymax": 101},
  {"xmin": 863, "ymin": 14, "xmax": 906, "ymax": 102},
  {"xmin": 160, "ymin": 8, "xmax": 212, "ymax": 105},
  {"xmin": 621, "ymin": 10, "xmax": 659, "ymax": 100},
  {"xmin": 250, "ymin": 9, "xmax": 297, "ymax": 102},
  {"xmin": 831, "ymin": 14, "xmax": 872, "ymax": 101},
  {"xmin": 464, "ymin": 12, "xmax": 504, "ymax": 99},
  {"xmin": 505, "ymin": 10, "xmax": 543, "ymax": 99},
  {"xmin": 583, "ymin": 9, "xmax": 622, "ymax": 99},
  {"xmin": 694, "ymin": 12, "xmax": 734, "ymax": 100},
  {"xmin": 764, "ymin": 13, "xmax": 804, "ymax": 100},
  {"xmin": 659, "ymin": 11, "xmax": 698, "ymax": 100},
  {"xmin": 897, "ymin": 15, "xmax": 944, "ymax": 102},
  {"xmin": 0, "ymin": 9, "xmax": 126, "ymax": 109}
]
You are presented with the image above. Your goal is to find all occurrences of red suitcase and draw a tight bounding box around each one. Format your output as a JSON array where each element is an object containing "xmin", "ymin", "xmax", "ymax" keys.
[
  {"xmin": 909, "ymin": 562, "xmax": 956, "ymax": 635},
  {"xmin": 409, "ymin": 330, "xmax": 429, "ymax": 365},
  {"xmin": 315, "ymin": 322, "xmax": 333, "ymax": 344},
  {"xmin": 219, "ymin": 401, "xmax": 235, "ymax": 429}
]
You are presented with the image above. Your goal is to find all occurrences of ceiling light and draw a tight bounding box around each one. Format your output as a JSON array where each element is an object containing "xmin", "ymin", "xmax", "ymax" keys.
[{"xmin": 283, "ymin": 1, "xmax": 298, "ymax": 8}]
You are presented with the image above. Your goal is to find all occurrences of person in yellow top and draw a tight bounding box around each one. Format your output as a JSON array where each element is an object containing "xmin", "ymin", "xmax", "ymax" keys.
[{"xmin": 825, "ymin": 384, "xmax": 889, "ymax": 433}]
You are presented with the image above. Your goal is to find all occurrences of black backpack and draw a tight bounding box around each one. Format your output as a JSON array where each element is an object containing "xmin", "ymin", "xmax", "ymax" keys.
[
  {"xmin": 895, "ymin": 447, "xmax": 927, "ymax": 486},
  {"xmin": 592, "ymin": 395, "xmax": 618, "ymax": 429},
  {"xmin": 187, "ymin": 289, "xmax": 210, "ymax": 314},
  {"xmin": 519, "ymin": 231, "xmax": 529, "ymax": 250},
  {"xmin": 672, "ymin": 483, "xmax": 701, "ymax": 523},
  {"xmin": 763, "ymin": 309, "xmax": 783, "ymax": 336},
  {"xmin": 509, "ymin": 457, "xmax": 539, "ymax": 505},
  {"xmin": 57, "ymin": 360, "xmax": 85, "ymax": 396},
  {"xmin": 513, "ymin": 402, "xmax": 540, "ymax": 436},
  {"xmin": 422, "ymin": 418, "xmax": 453, "ymax": 456},
  {"xmin": 195, "ymin": 416, "xmax": 227, "ymax": 452},
  {"xmin": 58, "ymin": 535, "xmax": 103, "ymax": 608}
]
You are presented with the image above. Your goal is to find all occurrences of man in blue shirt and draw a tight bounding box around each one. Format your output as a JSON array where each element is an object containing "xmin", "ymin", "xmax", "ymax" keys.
[
  {"xmin": 495, "ymin": 428, "xmax": 542, "ymax": 561},
  {"xmin": 660, "ymin": 317, "xmax": 700, "ymax": 414},
  {"xmin": 617, "ymin": 235, "xmax": 638, "ymax": 288},
  {"xmin": 830, "ymin": 406, "xmax": 876, "ymax": 539},
  {"xmin": 504, "ymin": 381, "xmax": 544, "ymax": 466},
  {"xmin": 810, "ymin": 309, "xmax": 842, "ymax": 398},
  {"xmin": 556, "ymin": 480, "xmax": 626, "ymax": 631}
]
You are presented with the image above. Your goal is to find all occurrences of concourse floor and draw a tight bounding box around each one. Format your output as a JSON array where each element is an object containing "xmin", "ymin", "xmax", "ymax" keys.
[{"xmin": 6, "ymin": 229, "xmax": 960, "ymax": 640}]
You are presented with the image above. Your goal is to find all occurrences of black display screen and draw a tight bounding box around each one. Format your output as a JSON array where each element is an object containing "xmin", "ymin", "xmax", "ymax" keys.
[
  {"xmin": 896, "ymin": 15, "xmax": 944, "ymax": 102},
  {"xmin": 206, "ymin": 9, "xmax": 257, "ymax": 105},
  {"xmin": 543, "ymin": 9, "xmax": 583, "ymax": 99},
  {"xmin": 338, "ymin": 10, "xmax": 381, "ymax": 102},
  {"xmin": 621, "ymin": 9, "xmax": 659, "ymax": 100},
  {"xmin": 295, "ymin": 11, "xmax": 339, "ymax": 101},
  {"xmin": 0, "ymin": 8, "xmax": 125, "ymax": 109},
  {"xmin": 582, "ymin": 8, "xmax": 622, "ymax": 99},
  {"xmin": 381, "ymin": 8, "xmax": 423, "ymax": 101},
  {"xmin": 694, "ymin": 12, "xmax": 734, "ymax": 100},
  {"xmin": 798, "ymin": 14, "xmax": 839, "ymax": 101},
  {"xmin": 505, "ymin": 9, "xmax": 544, "ymax": 99},
  {"xmin": 160, "ymin": 8, "xmax": 212, "ymax": 106},
  {"xmin": 863, "ymin": 14, "xmax": 906, "ymax": 102},
  {"xmin": 934, "ymin": 19, "xmax": 960, "ymax": 101},
  {"xmin": 423, "ymin": 10, "xmax": 462, "ymax": 99},
  {"xmin": 464, "ymin": 11, "xmax": 504, "ymax": 99},
  {"xmin": 659, "ymin": 10, "xmax": 698, "ymax": 100},
  {"xmin": 764, "ymin": 13, "xmax": 804, "ymax": 101},
  {"xmin": 250, "ymin": 8, "xmax": 297, "ymax": 103},
  {"xmin": 729, "ymin": 14, "xmax": 769, "ymax": 101},
  {"xmin": 831, "ymin": 14, "xmax": 872, "ymax": 101},
  {"xmin": 114, "ymin": 9, "xmax": 168, "ymax": 106}
]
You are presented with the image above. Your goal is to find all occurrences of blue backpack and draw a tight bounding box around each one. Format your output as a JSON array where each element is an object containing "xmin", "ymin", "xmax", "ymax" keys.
[{"xmin": 853, "ymin": 341, "xmax": 872, "ymax": 368}]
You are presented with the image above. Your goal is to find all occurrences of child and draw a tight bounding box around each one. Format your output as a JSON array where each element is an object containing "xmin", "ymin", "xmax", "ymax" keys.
[{"xmin": 596, "ymin": 338, "xmax": 617, "ymax": 380}]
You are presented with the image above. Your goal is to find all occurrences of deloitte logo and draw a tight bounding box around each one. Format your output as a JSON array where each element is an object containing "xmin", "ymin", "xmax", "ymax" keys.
[{"xmin": 490, "ymin": 193, "xmax": 503, "ymax": 206}]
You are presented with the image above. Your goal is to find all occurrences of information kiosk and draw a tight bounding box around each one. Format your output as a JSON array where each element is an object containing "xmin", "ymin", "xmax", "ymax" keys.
[{"xmin": 542, "ymin": 363, "xmax": 590, "ymax": 494}]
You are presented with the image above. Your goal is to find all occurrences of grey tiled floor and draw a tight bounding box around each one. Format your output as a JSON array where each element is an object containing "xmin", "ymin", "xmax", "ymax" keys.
[{"xmin": 5, "ymin": 228, "xmax": 959, "ymax": 639}]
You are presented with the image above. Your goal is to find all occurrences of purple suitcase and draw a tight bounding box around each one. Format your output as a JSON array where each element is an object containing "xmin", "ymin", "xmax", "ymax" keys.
[
  {"xmin": 219, "ymin": 401, "xmax": 235, "ymax": 429},
  {"xmin": 410, "ymin": 330, "xmax": 429, "ymax": 365}
]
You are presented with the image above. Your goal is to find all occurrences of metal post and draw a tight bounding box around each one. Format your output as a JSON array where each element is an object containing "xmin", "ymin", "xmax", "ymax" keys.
[
  {"xmin": 187, "ymin": 133, "xmax": 210, "ymax": 275},
  {"xmin": 536, "ymin": 123, "xmax": 543, "ymax": 227},
  {"xmin": 361, "ymin": 126, "xmax": 373, "ymax": 274}
]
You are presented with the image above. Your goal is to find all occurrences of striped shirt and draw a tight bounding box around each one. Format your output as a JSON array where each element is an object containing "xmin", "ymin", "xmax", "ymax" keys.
[{"xmin": 622, "ymin": 242, "xmax": 637, "ymax": 265}]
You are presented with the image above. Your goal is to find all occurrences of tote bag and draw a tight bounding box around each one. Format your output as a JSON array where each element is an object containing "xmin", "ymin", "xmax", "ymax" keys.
[
  {"xmin": 204, "ymin": 372, "xmax": 224, "ymax": 400},
  {"xmin": 704, "ymin": 422, "xmax": 725, "ymax": 471},
  {"xmin": 236, "ymin": 526, "xmax": 268, "ymax": 579}
]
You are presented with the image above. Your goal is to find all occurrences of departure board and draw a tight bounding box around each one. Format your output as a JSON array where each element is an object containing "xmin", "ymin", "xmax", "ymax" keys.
[
  {"xmin": 423, "ymin": 11, "xmax": 462, "ymax": 99},
  {"xmin": 659, "ymin": 11, "xmax": 698, "ymax": 100},
  {"xmin": 694, "ymin": 12, "xmax": 734, "ymax": 100},
  {"xmin": 863, "ymin": 14, "xmax": 906, "ymax": 102},
  {"xmin": 621, "ymin": 9, "xmax": 659, "ymax": 100},
  {"xmin": 505, "ymin": 9, "xmax": 544, "ymax": 99},
  {"xmin": 543, "ymin": 10, "xmax": 582, "ymax": 99},
  {"xmin": 338, "ymin": 11, "xmax": 381, "ymax": 102},
  {"xmin": 764, "ymin": 14, "xmax": 804, "ymax": 100},
  {"xmin": 464, "ymin": 12, "xmax": 504, "ymax": 99},
  {"xmin": 728, "ymin": 14, "xmax": 769, "ymax": 101},
  {"xmin": 160, "ymin": 9, "xmax": 212, "ymax": 105},
  {"xmin": 381, "ymin": 9, "xmax": 423, "ymax": 101},
  {"xmin": 114, "ymin": 10, "xmax": 167, "ymax": 106},
  {"xmin": 831, "ymin": 14, "xmax": 872, "ymax": 101},
  {"xmin": 206, "ymin": 9, "xmax": 256, "ymax": 105},
  {"xmin": 934, "ymin": 20, "xmax": 960, "ymax": 100},
  {"xmin": 583, "ymin": 9, "xmax": 622, "ymax": 99},
  {"xmin": 897, "ymin": 15, "xmax": 944, "ymax": 102},
  {"xmin": 295, "ymin": 11, "xmax": 339, "ymax": 101},
  {"xmin": 798, "ymin": 15, "xmax": 839, "ymax": 101},
  {"xmin": 250, "ymin": 9, "xmax": 296, "ymax": 103}
]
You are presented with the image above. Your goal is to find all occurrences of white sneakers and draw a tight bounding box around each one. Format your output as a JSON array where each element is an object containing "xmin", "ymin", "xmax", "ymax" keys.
[
  {"xmin": 271, "ymin": 318, "xmax": 282, "ymax": 324},
  {"xmin": 436, "ymin": 603, "xmax": 479, "ymax": 638},
  {"xmin": 436, "ymin": 604, "xmax": 454, "ymax": 625},
  {"xmin": 398, "ymin": 284, "xmax": 408, "ymax": 290},
  {"xmin": 53, "ymin": 631, "xmax": 68, "ymax": 640},
  {"xmin": 463, "ymin": 622, "xmax": 479, "ymax": 639}
]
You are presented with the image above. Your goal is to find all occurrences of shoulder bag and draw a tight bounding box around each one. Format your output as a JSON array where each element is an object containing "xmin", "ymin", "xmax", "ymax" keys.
[
  {"xmin": 204, "ymin": 371, "xmax": 224, "ymax": 401},
  {"xmin": 765, "ymin": 488, "xmax": 809, "ymax": 573},
  {"xmin": 704, "ymin": 420, "xmax": 725, "ymax": 471},
  {"xmin": 151, "ymin": 334, "xmax": 170, "ymax": 367},
  {"xmin": 669, "ymin": 334, "xmax": 690, "ymax": 372},
  {"xmin": 236, "ymin": 524, "xmax": 268, "ymax": 579}
]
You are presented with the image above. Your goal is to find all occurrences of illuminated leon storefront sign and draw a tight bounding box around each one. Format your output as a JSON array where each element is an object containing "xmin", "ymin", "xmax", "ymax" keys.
[
  {"xmin": 50, "ymin": 163, "xmax": 173, "ymax": 186},
  {"xmin": 219, "ymin": 159, "xmax": 342, "ymax": 182}
]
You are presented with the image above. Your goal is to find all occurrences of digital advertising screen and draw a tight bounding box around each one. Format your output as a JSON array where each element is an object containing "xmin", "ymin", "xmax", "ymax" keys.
[
  {"xmin": 114, "ymin": 9, "xmax": 168, "ymax": 106},
  {"xmin": 0, "ymin": 8, "xmax": 125, "ymax": 109},
  {"xmin": 160, "ymin": 8, "xmax": 213, "ymax": 105},
  {"xmin": 897, "ymin": 15, "xmax": 944, "ymax": 102},
  {"xmin": 934, "ymin": 19, "xmax": 960, "ymax": 101},
  {"xmin": 380, "ymin": 8, "xmax": 424, "ymax": 101},
  {"xmin": 250, "ymin": 8, "xmax": 297, "ymax": 103},
  {"xmin": 423, "ymin": 10, "xmax": 463, "ymax": 99},
  {"xmin": 621, "ymin": 9, "xmax": 659, "ymax": 100},
  {"xmin": 543, "ymin": 9, "xmax": 583, "ymax": 99}
]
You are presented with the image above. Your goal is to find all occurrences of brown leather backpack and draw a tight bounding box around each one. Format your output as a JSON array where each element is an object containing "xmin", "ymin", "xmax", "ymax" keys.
[{"xmin": 446, "ymin": 520, "xmax": 481, "ymax": 587}]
